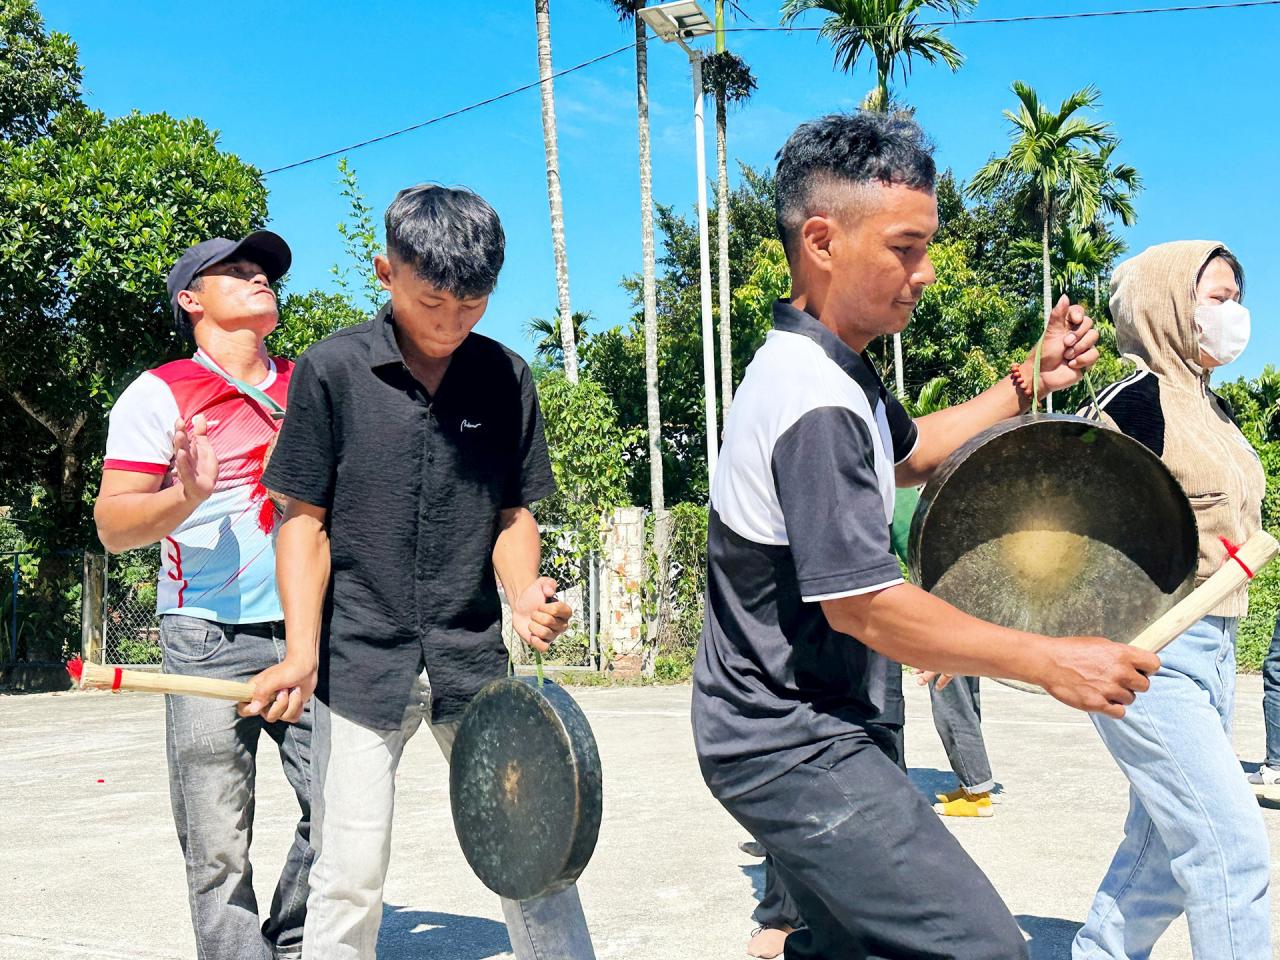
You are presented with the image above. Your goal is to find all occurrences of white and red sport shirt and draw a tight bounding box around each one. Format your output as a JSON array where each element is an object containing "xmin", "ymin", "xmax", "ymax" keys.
[{"xmin": 104, "ymin": 349, "xmax": 293, "ymax": 624}]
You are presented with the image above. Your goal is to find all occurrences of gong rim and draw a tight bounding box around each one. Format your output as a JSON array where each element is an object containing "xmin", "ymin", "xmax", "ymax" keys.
[
  {"xmin": 449, "ymin": 676, "xmax": 602, "ymax": 901},
  {"xmin": 908, "ymin": 415, "xmax": 1198, "ymax": 685}
]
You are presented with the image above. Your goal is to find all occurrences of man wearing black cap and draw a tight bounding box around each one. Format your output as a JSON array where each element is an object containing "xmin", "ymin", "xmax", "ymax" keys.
[{"xmin": 94, "ymin": 231, "xmax": 312, "ymax": 960}]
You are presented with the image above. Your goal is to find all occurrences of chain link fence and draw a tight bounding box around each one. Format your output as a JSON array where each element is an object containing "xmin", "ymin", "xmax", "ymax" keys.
[{"xmin": 101, "ymin": 547, "xmax": 162, "ymax": 665}]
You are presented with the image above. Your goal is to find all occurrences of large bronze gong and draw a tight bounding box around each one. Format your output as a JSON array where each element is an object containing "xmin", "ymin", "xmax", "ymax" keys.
[
  {"xmin": 908, "ymin": 415, "xmax": 1198, "ymax": 689},
  {"xmin": 450, "ymin": 676, "xmax": 602, "ymax": 901}
]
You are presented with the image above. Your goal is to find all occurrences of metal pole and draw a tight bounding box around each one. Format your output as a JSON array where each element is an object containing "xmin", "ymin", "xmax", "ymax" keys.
[
  {"xmin": 10, "ymin": 555, "xmax": 19, "ymax": 663},
  {"xmin": 689, "ymin": 50, "xmax": 718, "ymax": 481},
  {"xmin": 893, "ymin": 332, "xmax": 905, "ymax": 398},
  {"xmin": 588, "ymin": 550, "xmax": 599, "ymax": 670}
]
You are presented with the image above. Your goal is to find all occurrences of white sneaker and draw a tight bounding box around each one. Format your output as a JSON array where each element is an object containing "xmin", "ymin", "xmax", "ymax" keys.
[{"xmin": 1247, "ymin": 765, "xmax": 1280, "ymax": 800}]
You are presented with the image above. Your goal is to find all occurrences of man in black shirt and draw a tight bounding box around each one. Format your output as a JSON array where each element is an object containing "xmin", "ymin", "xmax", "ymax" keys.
[
  {"xmin": 245, "ymin": 185, "xmax": 594, "ymax": 960},
  {"xmin": 694, "ymin": 112, "xmax": 1161, "ymax": 959}
]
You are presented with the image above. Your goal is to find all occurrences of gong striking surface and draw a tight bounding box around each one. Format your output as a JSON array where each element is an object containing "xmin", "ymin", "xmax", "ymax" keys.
[
  {"xmin": 450, "ymin": 676, "xmax": 602, "ymax": 902},
  {"xmin": 908, "ymin": 415, "xmax": 1198, "ymax": 648}
]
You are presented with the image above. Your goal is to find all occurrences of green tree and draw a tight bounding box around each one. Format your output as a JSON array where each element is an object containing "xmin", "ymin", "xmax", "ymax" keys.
[
  {"xmin": 780, "ymin": 0, "xmax": 975, "ymax": 111},
  {"xmin": 1, "ymin": 0, "xmax": 80, "ymax": 144},
  {"xmin": 526, "ymin": 310, "xmax": 592, "ymax": 369},
  {"xmin": 969, "ymin": 83, "xmax": 1139, "ymax": 409},
  {"xmin": 0, "ymin": 106, "xmax": 268, "ymax": 618},
  {"xmin": 781, "ymin": 0, "xmax": 975, "ymax": 396},
  {"xmin": 330, "ymin": 157, "xmax": 384, "ymax": 315},
  {"xmin": 587, "ymin": 167, "xmax": 779, "ymax": 505},
  {"xmin": 271, "ymin": 290, "xmax": 367, "ymax": 358}
]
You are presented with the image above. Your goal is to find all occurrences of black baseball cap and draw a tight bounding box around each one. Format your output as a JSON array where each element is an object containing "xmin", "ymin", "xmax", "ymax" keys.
[{"xmin": 166, "ymin": 230, "xmax": 292, "ymax": 323}]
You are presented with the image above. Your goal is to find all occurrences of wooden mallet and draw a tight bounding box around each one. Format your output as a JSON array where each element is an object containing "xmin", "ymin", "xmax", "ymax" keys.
[
  {"xmin": 1129, "ymin": 529, "xmax": 1279, "ymax": 654},
  {"xmin": 65, "ymin": 657, "xmax": 256, "ymax": 702}
]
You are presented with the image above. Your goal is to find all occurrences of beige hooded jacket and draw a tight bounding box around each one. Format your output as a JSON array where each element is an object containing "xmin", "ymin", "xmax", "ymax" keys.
[{"xmin": 1088, "ymin": 240, "xmax": 1264, "ymax": 617}]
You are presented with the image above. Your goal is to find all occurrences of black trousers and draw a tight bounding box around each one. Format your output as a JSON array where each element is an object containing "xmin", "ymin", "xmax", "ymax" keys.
[
  {"xmin": 753, "ymin": 725, "xmax": 906, "ymax": 934},
  {"xmin": 722, "ymin": 728, "xmax": 1027, "ymax": 960}
]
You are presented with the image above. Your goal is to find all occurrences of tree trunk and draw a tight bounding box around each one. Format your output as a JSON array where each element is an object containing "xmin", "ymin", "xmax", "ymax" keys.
[
  {"xmin": 715, "ymin": 88, "xmax": 732, "ymax": 418},
  {"xmin": 636, "ymin": 11, "xmax": 668, "ymax": 675},
  {"xmin": 535, "ymin": 0, "xmax": 578, "ymax": 383},
  {"xmin": 1042, "ymin": 205, "xmax": 1053, "ymax": 413}
]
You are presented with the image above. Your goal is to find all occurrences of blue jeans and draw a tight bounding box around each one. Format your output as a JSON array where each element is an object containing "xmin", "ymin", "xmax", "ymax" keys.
[
  {"xmin": 162, "ymin": 615, "xmax": 313, "ymax": 960},
  {"xmin": 1073, "ymin": 616, "xmax": 1271, "ymax": 959},
  {"xmin": 1263, "ymin": 613, "xmax": 1280, "ymax": 768}
]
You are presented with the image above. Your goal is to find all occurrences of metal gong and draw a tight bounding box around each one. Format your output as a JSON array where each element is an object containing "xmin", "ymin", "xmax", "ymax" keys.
[
  {"xmin": 450, "ymin": 676, "xmax": 602, "ymax": 901},
  {"xmin": 908, "ymin": 415, "xmax": 1198, "ymax": 693}
]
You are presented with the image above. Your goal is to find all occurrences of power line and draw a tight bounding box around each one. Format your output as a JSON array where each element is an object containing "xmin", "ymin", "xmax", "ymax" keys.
[
  {"xmin": 263, "ymin": 42, "xmax": 636, "ymax": 176},
  {"xmin": 729, "ymin": 0, "xmax": 1280, "ymax": 31},
  {"xmin": 263, "ymin": 1, "xmax": 1277, "ymax": 176}
]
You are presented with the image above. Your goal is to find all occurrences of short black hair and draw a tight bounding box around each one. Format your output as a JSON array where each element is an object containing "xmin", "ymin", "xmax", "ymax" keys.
[
  {"xmin": 384, "ymin": 184, "xmax": 505, "ymax": 298},
  {"xmin": 774, "ymin": 111, "xmax": 936, "ymax": 257},
  {"xmin": 176, "ymin": 274, "xmax": 204, "ymax": 340},
  {"xmin": 1200, "ymin": 249, "xmax": 1246, "ymax": 301}
]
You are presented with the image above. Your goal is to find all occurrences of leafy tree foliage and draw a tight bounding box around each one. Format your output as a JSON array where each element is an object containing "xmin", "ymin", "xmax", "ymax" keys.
[{"xmin": 0, "ymin": 0, "xmax": 80, "ymax": 144}]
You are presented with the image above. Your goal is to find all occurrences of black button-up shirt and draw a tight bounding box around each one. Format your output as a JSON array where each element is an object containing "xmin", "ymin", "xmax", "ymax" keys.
[{"xmin": 262, "ymin": 303, "xmax": 556, "ymax": 728}]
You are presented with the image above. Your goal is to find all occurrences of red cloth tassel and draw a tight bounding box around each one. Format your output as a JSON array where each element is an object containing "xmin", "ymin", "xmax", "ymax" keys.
[{"xmin": 1219, "ymin": 536, "xmax": 1255, "ymax": 580}]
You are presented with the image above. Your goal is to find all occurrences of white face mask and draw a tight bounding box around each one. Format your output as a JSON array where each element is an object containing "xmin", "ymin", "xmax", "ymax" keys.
[{"xmin": 1194, "ymin": 300, "xmax": 1250, "ymax": 366}]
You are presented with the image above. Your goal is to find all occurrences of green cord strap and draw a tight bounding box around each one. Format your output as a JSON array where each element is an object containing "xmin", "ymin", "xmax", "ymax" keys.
[{"xmin": 192, "ymin": 351, "xmax": 285, "ymax": 420}]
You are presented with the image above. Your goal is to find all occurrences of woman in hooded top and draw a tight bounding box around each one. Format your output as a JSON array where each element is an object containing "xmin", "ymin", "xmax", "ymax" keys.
[{"xmin": 1073, "ymin": 241, "xmax": 1271, "ymax": 959}]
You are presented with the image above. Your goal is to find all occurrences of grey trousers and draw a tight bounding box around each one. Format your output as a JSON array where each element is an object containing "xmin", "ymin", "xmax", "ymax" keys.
[
  {"xmin": 928, "ymin": 675, "xmax": 994, "ymax": 793},
  {"xmin": 161, "ymin": 614, "xmax": 313, "ymax": 960},
  {"xmin": 304, "ymin": 668, "xmax": 596, "ymax": 960}
]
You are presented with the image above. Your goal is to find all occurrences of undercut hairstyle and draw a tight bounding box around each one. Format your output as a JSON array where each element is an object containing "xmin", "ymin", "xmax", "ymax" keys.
[
  {"xmin": 384, "ymin": 184, "xmax": 506, "ymax": 298},
  {"xmin": 176, "ymin": 274, "xmax": 205, "ymax": 339},
  {"xmin": 774, "ymin": 111, "xmax": 937, "ymax": 259}
]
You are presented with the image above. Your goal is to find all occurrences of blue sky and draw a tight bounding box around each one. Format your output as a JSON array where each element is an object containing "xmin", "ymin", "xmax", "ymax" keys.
[{"xmin": 40, "ymin": 0, "xmax": 1280, "ymax": 381}]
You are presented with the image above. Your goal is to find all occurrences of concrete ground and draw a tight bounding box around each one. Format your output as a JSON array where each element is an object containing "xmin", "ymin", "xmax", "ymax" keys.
[{"xmin": 2, "ymin": 677, "xmax": 1277, "ymax": 960}]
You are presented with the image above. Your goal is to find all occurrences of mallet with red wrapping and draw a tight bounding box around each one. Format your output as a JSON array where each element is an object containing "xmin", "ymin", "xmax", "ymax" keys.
[
  {"xmin": 65, "ymin": 657, "xmax": 256, "ymax": 702},
  {"xmin": 1127, "ymin": 530, "xmax": 1279, "ymax": 653}
]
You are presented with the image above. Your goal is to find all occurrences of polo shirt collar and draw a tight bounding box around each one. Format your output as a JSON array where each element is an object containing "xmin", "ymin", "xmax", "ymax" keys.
[
  {"xmin": 367, "ymin": 302, "xmax": 403, "ymax": 368},
  {"xmin": 366, "ymin": 301, "xmax": 477, "ymax": 373},
  {"xmin": 771, "ymin": 299, "xmax": 885, "ymax": 396}
]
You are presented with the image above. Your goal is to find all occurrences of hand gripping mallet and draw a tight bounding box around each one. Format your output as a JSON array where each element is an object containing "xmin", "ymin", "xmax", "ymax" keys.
[{"xmin": 65, "ymin": 657, "xmax": 256, "ymax": 702}]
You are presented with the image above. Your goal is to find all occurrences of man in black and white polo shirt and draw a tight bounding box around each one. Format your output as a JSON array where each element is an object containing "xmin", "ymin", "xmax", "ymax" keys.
[{"xmin": 693, "ymin": 112, "xmax": 1161, "ymax": 959}]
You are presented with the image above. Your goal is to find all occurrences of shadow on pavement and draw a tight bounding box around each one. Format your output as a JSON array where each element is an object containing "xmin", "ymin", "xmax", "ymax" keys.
[
  {"xmin": 1017, "ymin": 914, "xmax": 1083, "ymax": 960},
  {"xmin": 739, "ymin": 860, "xmax": 766, "ymax": 901},
  {"xmin": 377, "ymin": 904, "xmax": 511, "ymax": 960}
]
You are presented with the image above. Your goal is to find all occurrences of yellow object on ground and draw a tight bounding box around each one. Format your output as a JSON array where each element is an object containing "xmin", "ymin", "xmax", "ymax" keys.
[{"xmin": 933, "ymin": 792, "xmax": 994, "ymax": 818}]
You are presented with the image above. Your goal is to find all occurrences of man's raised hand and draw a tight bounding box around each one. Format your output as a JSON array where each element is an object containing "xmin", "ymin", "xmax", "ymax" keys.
[
  {"xmin": 1026, "ymin": 295, "xmax": 1101, "ymax": 395},
  {"xmin": 173, "ymin": 415, "xmax": 218, "ymax": 504}
]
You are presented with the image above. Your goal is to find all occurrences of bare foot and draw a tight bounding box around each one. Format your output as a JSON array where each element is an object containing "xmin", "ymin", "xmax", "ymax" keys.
[{"xmin": 747, "ymin": 925, "xmax": 793, "ymax": 959}]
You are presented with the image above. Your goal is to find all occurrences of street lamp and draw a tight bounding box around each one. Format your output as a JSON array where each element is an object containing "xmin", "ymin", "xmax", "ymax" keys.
[{"xmin": 638, "ymin": 0, "xmax": 719, "ymax": 482}]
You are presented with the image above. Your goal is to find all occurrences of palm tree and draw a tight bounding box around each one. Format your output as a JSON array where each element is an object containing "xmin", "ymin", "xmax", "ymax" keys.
[
  {"xmin": 535, "ymin": 0, "xmax": 579, "ymax": 382},
  {"xmin": 781, "ymin": 0, "xmax": 975, "ymax": 397},
  {"xmin": 605, "ymin": 1, "xmax": 669, "ymax": 671},
  {"xmin": 525, "ymin": 310, "xmax": 591, "ymax": 368},
  {"xmin": 781, "ymin": 0, "xmax": 975, "ymax": 109},
  {"xmin": 704, "ymin": 2, "xmax": 756, "ymax": 417},
  {"xmin": 969, "ymin": 82, "xmax": 1129, "ymax": 409},
  {"xmin": 1013, "ymin": 223, "xmax": 1126, "ymax": 309}
]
